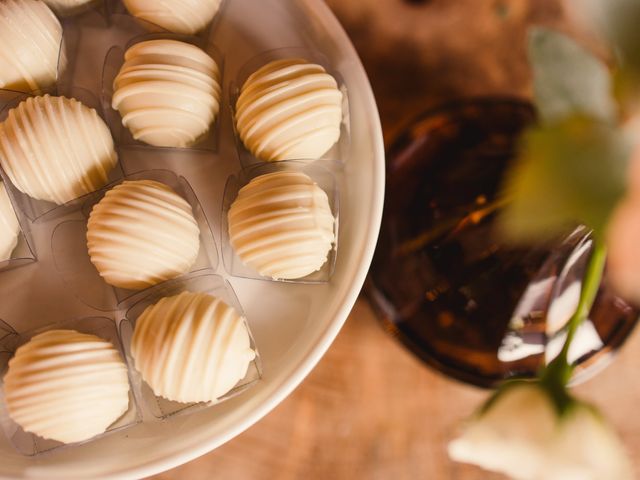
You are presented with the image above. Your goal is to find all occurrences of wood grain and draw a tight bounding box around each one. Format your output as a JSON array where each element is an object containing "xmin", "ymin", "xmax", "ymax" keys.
[
  {"xmin": 153, "ymin": 300, "xmax": 640, "ymax": 480},
  {"xmin": 153, "ymin": 1, "xmax": 640, "ymax": 478}
]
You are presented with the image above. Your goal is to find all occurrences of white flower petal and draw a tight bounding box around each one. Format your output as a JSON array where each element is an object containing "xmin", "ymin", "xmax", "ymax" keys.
[
  {"xmin": 545, "ymin": 405, "xmax": 633, "ymax": 480},
  {"xmin": 448, "ymin": 384, "xmax": 633, "ymax": 480},
  {"xmin": 448, "ymin": 384, "xmax": 556, "ymax": 479}
]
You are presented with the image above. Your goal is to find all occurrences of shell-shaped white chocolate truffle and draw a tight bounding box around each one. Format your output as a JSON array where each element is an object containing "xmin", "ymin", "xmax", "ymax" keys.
[
  {"xmin": 3, "ymin": 330, "xmax": 130, "ymax": 444},
  {"xmin": 228, "ymin": 171, "xmax": 335, "ymax": 280},
  {"xmin": 236, "ymin": 59, "xmax": 343, "ymax": 162},
  {"xmin": 112, "ymin": 39, "xmax": 221, "ymax": 148},
  {"xmin": 0, "ymin": 182, "xmax": 20, "ymax": 262},
  {"xmin": 87, "ymin": 180, "xmax": 200, "ymax": 290},
  {"xmin": 122, "ymin": 0, "xmax": 222, "ymax": 35},
  {"xmin": 131, "ymin": 291, "xmax": 256, "ymax": 403},
  {"xmin": 0, "ymin": 95, "xmax": 118, "ymax": 205},
  {"xmin": 0, "ymin": 0, "xmax": 62, "ymax": 92}
]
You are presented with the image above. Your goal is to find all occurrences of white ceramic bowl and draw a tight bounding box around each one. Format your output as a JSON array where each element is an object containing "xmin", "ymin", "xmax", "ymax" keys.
[{"xmin": 0, "ymin": 0, "xmax": 384, "ymax": 477}]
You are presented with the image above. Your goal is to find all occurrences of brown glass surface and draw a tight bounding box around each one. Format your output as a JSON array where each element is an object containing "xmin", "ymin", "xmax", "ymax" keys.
[{"xmin": 367, "ymin": 98, "xmax": 639, "ymax": 387}]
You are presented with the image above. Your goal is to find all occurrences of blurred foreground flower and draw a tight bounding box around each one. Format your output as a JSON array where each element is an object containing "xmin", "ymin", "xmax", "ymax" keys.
[
  {"xmin": 499, "ymin": 25, "xmax": 640, "ymax": 305},
  {"xmin": 448, "ymin": 382, "xmax": 632, "ymax": 480},
  {"xmin": 607, "ymin": 145, "xmax": 640, "ymax": 304},
  {"xmin": 447, "ymin": 2, "xmax": 640, "ymax": 478},
  {"xmin": 511, "ymin": 0, "xmax": 640, "ymax": 283}
]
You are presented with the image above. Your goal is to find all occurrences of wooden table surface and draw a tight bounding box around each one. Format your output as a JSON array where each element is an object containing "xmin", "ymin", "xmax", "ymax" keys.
[{"xmin": 154, "ymin": 1, "xmax": 640, "ymax": 478}]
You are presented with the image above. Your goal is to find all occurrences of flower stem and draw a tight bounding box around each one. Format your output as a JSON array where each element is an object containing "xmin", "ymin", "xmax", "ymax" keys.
[{"xmin": 543, "ymin": 239, "xmax": 607, "ymax": 389}]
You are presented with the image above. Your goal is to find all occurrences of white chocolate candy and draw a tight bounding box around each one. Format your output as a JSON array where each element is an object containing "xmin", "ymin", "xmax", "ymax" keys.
[
  {"xmin": 122, "ymin": 0, "xmax": 222, "ymax": 35},
  {"xmin": 3, "ymin": 330, "xmax": 130, "ymax": 444},
  {"xmin": 0, "ymin": 95, "xmax": 118, "ymax": 205},
  {"xmin": 131, "ymin": 291, "xmax": 256, "ymax": 403},
  {"xmin": 236, "ymin": 59, "xmax": 343, "ymax": 162},
  {"xmin": 228, "ymin": 171, "xmax": 335, "ymax": 280},
  {"xmin": 112, "ymin": 39, "xmax": 221, "ymax": 148},
  {"xmin": 0, "ymin": 0, "xmax": 62, "ymax": 92},
  {"xmin": 87, "ymin": 180, "xmax": 200, "ymax": 290},
  {"xmin": 0, "ymin": 182, "xmax": 20, "ymax": 262}
]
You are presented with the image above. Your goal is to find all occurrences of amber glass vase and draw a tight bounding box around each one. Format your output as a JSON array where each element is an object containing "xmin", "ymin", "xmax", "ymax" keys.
[{"xmin": 366, "ymin": 98, "xmax": 638, "ymax": 388}]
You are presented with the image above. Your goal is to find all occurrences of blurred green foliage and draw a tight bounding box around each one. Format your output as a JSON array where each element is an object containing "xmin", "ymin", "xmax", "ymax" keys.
[{"xmin": 499, "ymin": 28, "xmax": 630, "ymax": 243}]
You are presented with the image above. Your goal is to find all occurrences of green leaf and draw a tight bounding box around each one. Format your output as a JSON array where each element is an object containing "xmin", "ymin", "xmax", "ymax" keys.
[
  {"xmin": 500, "ymin": 115, "xmax": 630, "ymax": 243},
  {"xmin": 529, "ymin": 28, "xmax": 616, "ymax": 123}
]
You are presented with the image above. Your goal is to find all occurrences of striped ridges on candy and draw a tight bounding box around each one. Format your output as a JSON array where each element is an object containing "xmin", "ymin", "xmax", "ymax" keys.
[
  {"xmin": 0, "ymin": 0, "xmax": 62, "ymax": 92},
  {"xmin": 228, "ymin": 171, "xmax": 335, "ymax": 280},
  {"xmin": 112, "ymin": 39, "xmax": 221, "ymax": 148},
  {"xmin": 3, "ymin": 330, "xmax": 130, "ymax": 444},
  {"xmin": 131, "ymin": 291, "xmax": 256, "ymax": 403},
  {"xmin": 0, "ymin": 95, "xmax": 118, "ymax": 205},
  {"xmin": 87, "ymin": 179, "xmax": 201, "ymax": 290},
  {"xmin": 236, "ymin": 58, "xmax": 343, "ymax": 162}
]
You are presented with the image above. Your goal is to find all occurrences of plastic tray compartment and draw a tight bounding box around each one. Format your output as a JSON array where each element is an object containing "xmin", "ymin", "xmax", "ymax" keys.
[
  {"xmin": 0, "ymin": 89, "xmax": 36, "ymax": 267},
  {"xmin": 0, "ymin": 316, "xmax": 140, "ymax": 456},
  {"xmin": 228, "ymin": 47, "xmax": 351, "ymax": 169},
  {"xmin": 51, "ymin": 169, "xmax": 218, "ymax": 311},
  {"xmin": 118, "ymin": 272, "xmax": 262, "ymax": 420},
  {"xmin": 221, "ymin": 160, "xmax": 340, "ymax": 284},
  {"xmin": 0, "ymin": 319, "xmax": 16, "ymax": 344},
  {"xmin": 100, "ymin": 16, "xmax": 224, "ymax": 153},
  {"xmin": 49, "ymin": 0, "xmax": 108, "ymax": 18},
  {"xmin": 0, "ymin": 179, "xmax": 37, "ymax": 273},
  {"xmin": 55, "ymin": 6, "xmax": 112, "ymax": 86},
  {"xmin": 0, "ymin": 86, "xmax": 124, "ymax": 223}
]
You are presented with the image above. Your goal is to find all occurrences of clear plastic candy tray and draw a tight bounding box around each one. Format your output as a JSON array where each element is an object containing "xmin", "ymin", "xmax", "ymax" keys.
[
  {"xmin": 0, "ymin": 181, "xmax": 37, "ymax": 273},
  {"xmin": 0, "ymin": 272, "xmax": 261, "ymax": 456},
  {"xmin": 228, "ymin": 47, "xmax": 351, "ymax": 169},
  {"xmin": 118, "ymin": 272, "xmax": 262, "ymax": 420},
  {"xmin": 100, "ymin": 14, "xmax": 225, "ymax": 152},
  {"xmin": 0, "ymin": 86, "xmax": 124, "ymax": 223},
  {"xmin": 0, "ymin": 316, "xmax": 140, "ymax": 456},
  {"xmin": 51, "ymin": 168, "xmax": 218, "ymax": 311},
  {"xmin": 221, "ymin": 160, "xmax": 340, "ymax": 284},
  {"xmin": 0, "ymin": 0, "xmax": 373, "ymax": 473}
]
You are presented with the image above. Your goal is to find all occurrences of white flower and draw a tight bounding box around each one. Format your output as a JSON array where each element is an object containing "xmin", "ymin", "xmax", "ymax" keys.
[
  {"xmin": 448, "ymin": 383, "xmax": 633, "ymax": 480},
  {"xmin": 546, "ymin": 404, "xmax": 633, "ymax": 480}
]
